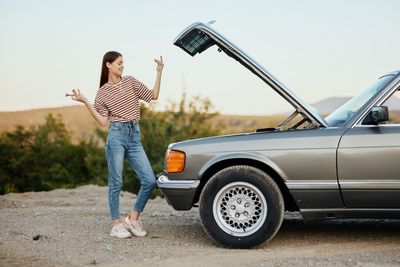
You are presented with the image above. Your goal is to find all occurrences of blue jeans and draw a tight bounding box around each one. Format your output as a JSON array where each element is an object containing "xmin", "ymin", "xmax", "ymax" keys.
[{"xmin": 105, "ymin": 121, "xmax": 156, "ymax": 221}]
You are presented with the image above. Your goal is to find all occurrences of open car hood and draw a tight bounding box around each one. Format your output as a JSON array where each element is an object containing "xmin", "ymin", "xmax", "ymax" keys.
[{"xmin": 174, "ymin": 22, "xmax": 328, "ymax": 128}]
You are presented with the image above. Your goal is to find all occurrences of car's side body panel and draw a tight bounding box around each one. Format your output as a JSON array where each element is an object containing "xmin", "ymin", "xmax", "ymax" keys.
[{"xmin": 338, "ymin": 125, "xmax": 400, "ymax": 208}]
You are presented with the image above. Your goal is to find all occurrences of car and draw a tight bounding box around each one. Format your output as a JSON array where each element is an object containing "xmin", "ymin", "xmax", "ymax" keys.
[{"xmin": 156, "ymin": 22, "xmax": 400, "ymax": 248}]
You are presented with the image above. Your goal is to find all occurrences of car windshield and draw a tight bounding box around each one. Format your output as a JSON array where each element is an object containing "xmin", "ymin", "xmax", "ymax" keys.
[{"xmin": 325, "ymin": 75, "xmax": 395, "ymax": 127}]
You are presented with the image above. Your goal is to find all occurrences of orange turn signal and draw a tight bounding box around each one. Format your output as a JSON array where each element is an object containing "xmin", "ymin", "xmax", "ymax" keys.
[{"xmin": 166, "ymin": 150, "xmax": 186, "ymax": 173}]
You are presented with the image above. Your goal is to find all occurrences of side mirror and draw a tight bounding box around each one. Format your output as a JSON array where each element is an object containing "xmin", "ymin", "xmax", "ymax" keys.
[{"xmin": 362, "ymin": 106, "xmax": 389, "ymax": 125}]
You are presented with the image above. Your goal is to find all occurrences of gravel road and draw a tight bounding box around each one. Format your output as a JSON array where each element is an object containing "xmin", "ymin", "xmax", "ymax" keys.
[{"xmin": 0, "ymin": 185, "xmax": 399, "ymax": 267}]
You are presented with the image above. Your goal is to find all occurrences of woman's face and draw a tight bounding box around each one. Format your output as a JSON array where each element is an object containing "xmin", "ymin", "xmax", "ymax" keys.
[{"xmin": 107, "ymin": 56, "xmax": 124, "ymax": 76}]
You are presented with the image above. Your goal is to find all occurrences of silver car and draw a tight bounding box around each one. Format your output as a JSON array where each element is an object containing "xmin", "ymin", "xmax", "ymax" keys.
[{"xmin": 157, "ymin": 22, "xmax": 400, "ymax": 248}]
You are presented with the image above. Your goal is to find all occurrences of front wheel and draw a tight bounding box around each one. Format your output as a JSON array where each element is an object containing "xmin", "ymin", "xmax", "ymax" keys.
[{"xmin": 199, "ymin": 165, "xmax": 284, "ymax": 248}]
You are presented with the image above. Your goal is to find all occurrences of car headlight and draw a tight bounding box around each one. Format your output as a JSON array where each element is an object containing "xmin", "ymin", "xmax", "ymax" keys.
[{"xmin": 166, "ymin": 150, "xmax": 186, "ymax": 173}]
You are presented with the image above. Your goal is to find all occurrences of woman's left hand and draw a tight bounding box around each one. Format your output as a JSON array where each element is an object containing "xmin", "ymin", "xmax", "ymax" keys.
[
  {"xmin": 70, "ymin": 89, "xmax": 88, "ymax": 104},
  {"xmin": 155, "ymin": 56, "xmax": 164, "ymax": 73}
]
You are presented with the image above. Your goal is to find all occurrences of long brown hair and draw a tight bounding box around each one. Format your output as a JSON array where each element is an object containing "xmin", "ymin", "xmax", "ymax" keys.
[{"xmin": 99, "ymin": 51, "xmax": 122, "ymax": 88}]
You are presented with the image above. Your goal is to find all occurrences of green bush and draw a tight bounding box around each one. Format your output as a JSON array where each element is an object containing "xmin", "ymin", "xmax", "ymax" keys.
[{"xmin": 0, "ymin": 115, "xmax": 92, "ymax": 194}]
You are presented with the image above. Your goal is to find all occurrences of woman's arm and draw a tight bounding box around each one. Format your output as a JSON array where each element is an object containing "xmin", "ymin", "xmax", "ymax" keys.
[
  {"xmin": 151, "ymin": 56, "xmax": 164, "ymax": 100},
  {"xmin": 71, "ymin": 89, "xmax": 108, "ymax": 127}
]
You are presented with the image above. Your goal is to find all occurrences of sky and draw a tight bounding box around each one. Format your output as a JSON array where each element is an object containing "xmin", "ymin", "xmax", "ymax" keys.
[{"xmin": 1, "ymin": 0, "xmax": 399, "ymax": 115}]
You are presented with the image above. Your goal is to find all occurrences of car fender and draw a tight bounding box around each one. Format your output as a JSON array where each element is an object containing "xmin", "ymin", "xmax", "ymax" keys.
[{"xmin": 198, "ymin": 152, "xmax": 288, "ymax": 181}]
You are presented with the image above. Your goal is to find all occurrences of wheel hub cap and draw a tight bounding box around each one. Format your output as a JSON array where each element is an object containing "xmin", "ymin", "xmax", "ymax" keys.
[{"xmin": 213, "ymin": 181, "xmax": 268, "ymax": 237}]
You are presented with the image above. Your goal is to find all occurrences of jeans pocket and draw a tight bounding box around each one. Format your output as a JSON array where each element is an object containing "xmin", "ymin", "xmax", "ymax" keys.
[
  {"xmin": 134, "ymin": 123, "xmax": 141, "ymax": 133},
  {"xmin": 133, "ymin": 124, "xmax": 141, "ymax": 140},
  {"xmin": 109, "ymin": 124, "xmax": 122, "ymax": 131}
]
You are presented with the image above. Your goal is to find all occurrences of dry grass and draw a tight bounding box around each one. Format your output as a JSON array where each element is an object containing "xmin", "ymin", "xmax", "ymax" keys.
[
  {"xmin": 0, "ymin": 106, "xmax": 284, "ymax": 142},
  {"xmin": 213, "ymin": 113, "xmax": 287, "ymax": 134},
  {"xmin": 0, "ymin": 106, "xmax": 98, "ymax": 142}
]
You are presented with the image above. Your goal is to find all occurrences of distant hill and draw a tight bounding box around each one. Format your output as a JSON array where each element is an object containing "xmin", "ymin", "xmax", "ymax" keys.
[{"xmin": 311, "ymin": 96, "xmax": 400, "ymax": 115}]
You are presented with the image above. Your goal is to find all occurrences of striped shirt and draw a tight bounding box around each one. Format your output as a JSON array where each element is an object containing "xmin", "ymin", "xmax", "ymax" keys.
[{"xmin": 94, "ymin": 75, "xmax": 153, "ymax": 122}]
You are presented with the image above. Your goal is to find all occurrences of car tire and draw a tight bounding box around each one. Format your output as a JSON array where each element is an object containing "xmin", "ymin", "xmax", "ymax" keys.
[{"xmin": 199, "ymin": 165, "xmax": 284, "ymax": 248}]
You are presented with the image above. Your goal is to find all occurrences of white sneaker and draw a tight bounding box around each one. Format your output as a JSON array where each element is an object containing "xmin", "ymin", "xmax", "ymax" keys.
[
  {"xmin": 110, "ymin": 223, "xmax": 132, "ymax": 239},
  {"xmin": 123, "ymin": 217, "xmax": 147, "ymax": 237}
]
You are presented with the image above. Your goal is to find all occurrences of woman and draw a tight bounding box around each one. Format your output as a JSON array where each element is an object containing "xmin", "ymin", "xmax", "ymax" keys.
[{"xmin": 69, "ymin": 51, "xmax": 164, "ymax": 238}]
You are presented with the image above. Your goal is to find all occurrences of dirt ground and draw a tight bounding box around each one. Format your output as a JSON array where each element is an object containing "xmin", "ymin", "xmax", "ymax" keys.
[{"xmin": 0, "ymin": 185, "xmax": 399, "ymax": 267}]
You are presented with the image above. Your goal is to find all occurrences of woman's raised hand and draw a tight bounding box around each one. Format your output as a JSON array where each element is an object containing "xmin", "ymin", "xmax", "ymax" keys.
[
  {"xmin": 154, "ymin": 56, "xmax": 164, "ymax": 73},
  {"xmin": 68, "ymin": 89, "xmax": 88, "ymax": 103}
]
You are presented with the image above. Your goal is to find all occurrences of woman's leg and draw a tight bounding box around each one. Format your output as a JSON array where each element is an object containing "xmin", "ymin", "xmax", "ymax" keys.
[
  {"xmin": 105, "ymin": 130, "xmax": 126, "ymax": 223},
  {"xmin": 125, "ymin": 124, "xmax": 157, "ymax": 219}
]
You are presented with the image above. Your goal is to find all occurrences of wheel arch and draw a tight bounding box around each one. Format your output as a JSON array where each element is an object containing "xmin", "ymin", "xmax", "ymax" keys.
[{"xmin": 194, "ymin": 155, "xmax": 299, "ymax": 211}]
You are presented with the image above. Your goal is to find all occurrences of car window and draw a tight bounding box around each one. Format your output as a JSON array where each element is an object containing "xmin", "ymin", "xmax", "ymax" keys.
[
  {"xmin": 325, "ymin": 75, "xmax": 395, "ymax": 127},
  {"xmin": 383, "ymin": 89, "xmax": 400, "ymax": 124}
]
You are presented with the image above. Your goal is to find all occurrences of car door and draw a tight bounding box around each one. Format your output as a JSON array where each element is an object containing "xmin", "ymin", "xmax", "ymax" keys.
[{"xmin": 337, "ymin": 89, "xmax": 400, "ymax": 208}]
